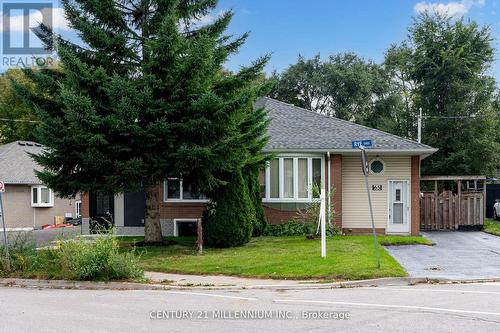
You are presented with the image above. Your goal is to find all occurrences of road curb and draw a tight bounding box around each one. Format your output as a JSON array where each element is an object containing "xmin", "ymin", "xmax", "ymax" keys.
[{"xmin": 2, "ymin": 276, "xmax": 500, "ymax": 292}]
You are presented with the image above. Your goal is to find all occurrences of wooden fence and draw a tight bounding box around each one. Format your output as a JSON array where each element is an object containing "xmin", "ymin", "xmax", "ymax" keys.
[{"xmin": 420, "ymin": 191, "xmax": 484, "ymax": 230}]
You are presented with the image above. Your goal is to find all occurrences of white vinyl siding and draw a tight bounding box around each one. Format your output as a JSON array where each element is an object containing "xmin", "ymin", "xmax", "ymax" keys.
[{"xmin": 341, "ymin": 156, "xmax": 412, "ymax": 229}]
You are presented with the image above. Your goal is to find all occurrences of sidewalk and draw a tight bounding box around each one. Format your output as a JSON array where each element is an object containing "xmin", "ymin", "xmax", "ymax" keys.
[
  {"xmin": 144, "ymin": 271, "xmax": 431, "ymax": 290},
  {"xmin": 145, "ymin": 271, "xmax": 319, "ymax": 288}
]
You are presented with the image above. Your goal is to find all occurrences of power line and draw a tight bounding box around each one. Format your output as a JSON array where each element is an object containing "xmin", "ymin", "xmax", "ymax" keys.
[{"xmin": 0, "ymin": 118, "xmax": 41, "ymax": 123}]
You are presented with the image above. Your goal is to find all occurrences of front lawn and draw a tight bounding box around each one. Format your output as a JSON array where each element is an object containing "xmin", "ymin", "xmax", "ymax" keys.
[
  {"xmin": 484, "ymin": 218, "xmax": 500, "ymax": 236},
  {"xmin": 120, "ymin": 235, "xmax": 416, "ymax": 281},
  {"xmin": 378, "ymin": 235, "xmax": 433, "ymax": 246}
]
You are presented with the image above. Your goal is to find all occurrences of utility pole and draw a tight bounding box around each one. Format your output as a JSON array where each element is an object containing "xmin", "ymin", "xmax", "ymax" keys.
[{"xmin": 417, "ymin": 108, "xmax": 422, "ymax": 144}]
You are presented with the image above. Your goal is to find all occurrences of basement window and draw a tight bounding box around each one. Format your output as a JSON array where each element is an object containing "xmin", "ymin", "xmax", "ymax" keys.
[{"xmin": 31, "ymin": 186, "xmax": 54, "ymax": 207}]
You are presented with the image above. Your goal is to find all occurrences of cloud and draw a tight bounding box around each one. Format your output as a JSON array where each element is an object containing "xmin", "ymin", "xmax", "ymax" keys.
[
  {"xmin": 0, "ymin": 7, "xmax": 70, "ymax": 32},
  {"xmin": 414, "ymin": 0, "xmax": 485, "ymax": 17},
  {"xmin": 179, "ymin": 10, "xmax": 228, "ymax": 31}
]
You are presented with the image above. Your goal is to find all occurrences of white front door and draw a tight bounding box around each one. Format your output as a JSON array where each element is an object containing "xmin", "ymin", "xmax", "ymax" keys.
[{"xmin": 387, "ymin": 180, "xmax": 410, "ymax": 234}]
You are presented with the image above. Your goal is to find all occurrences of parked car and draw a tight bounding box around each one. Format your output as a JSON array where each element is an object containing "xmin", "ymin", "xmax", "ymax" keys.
[{"xmin": 494, "ymin": 199, "xmax": 500, "ymax": 220}]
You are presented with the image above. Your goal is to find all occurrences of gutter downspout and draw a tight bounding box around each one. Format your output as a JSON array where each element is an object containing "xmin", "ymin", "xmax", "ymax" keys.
[{"xmin": 327, "ymin": 152, "xmax": 331, "ymax": 226}]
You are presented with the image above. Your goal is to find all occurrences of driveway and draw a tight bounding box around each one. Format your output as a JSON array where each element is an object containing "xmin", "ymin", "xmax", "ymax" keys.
[
  {"xmin": 385, "ymin": 231, "xmax": 500, "ymax": 280},
  {"xmin": 0, "ymin": 227, "xmax": 81, "ymax": 248}
]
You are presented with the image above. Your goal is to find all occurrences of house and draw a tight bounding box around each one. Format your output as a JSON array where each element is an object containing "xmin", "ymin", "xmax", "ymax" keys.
[
  {"xmin": 80, "ymin": 97, "xmax": 437, "ymax": 236},
  {"xmin": 0, "ymin": 141, "xmax": 81, "ymax": 230}
]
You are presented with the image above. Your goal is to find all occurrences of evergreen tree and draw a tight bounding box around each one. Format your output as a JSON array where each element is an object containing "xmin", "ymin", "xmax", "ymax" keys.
[
  {"xmin": 14, "ymin": 0, "xmax": 271, "ymax": 243},
  {"xmin": 203, "ymin": 170, "xmax": 254, "ymax": 248}
]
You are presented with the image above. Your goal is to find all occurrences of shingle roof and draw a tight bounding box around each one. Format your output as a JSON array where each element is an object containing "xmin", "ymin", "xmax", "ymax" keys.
[
  {"xmin": 257, "ymin": 97, "xmax": 437, "ymax": 154},
  {"xmin": 0, "ymin": 141, "xmax": 45, "ymax": 185}
]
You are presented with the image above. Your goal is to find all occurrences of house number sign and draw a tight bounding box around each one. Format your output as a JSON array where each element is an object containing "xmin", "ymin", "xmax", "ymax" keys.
[{"xmin": 372, "ymin": 184, "xmax": 383, "ymax": 191}]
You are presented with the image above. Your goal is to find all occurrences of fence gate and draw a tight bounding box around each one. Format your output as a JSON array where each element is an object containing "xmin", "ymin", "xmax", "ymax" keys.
[{"xmin": 420, "ymin": 176, "xmax": 485, "ymax": 231}]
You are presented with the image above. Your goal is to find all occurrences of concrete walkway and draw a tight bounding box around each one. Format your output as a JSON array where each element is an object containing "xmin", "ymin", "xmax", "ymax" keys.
[{"xmin": 385, "ymin": 231, "xmax": 500, "ymax": 280}]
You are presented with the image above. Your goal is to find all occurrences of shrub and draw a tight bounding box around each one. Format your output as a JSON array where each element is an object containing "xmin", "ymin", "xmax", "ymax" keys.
[
  {"xmin": 245, "ymin": 170, "xmax": 267, "ymax": 237},
  {"xmin": 1, "ymin": 232, "xmax": 143, "ymax": 281},
  {"xmin": 263, "ymin": 220, "xmax": 338, "ymax": 237},
  {"xmin": 53, "ymin": 235, "xmax": 143, "ymax": 280},
  {"xmin": 204, "ymin": 171, "xmax": 254, "ymax": 248},
  {"xmin": 263, "ymin": 220, "xmax": 314, "ymax": 236}
]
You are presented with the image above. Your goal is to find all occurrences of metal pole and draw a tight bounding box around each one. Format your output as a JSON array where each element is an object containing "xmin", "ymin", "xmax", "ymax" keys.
[
  {"xmin": 320, "ymin": 189, "xmax": 326, "ymax": 258},
  {"xmin": 327, "ymin": 152, "xmax": 331, "ymax": 227},
  {"xmin": 417, "ymin": 108, "xmax": 422, "ymax": 144},
  {"xmin": 0, "ymin": 192, "xmax": 10, "ymax": 268},
  {"xmin": 360, "ymin": 147, "xmax": 381, "ymax": 269}
]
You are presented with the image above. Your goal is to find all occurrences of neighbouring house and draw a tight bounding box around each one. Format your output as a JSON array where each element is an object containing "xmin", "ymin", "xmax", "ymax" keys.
[
  {"xmin": 0, "ymin": 141, "xmax": 81, "ymax": 230},
  {"xmin": 81, "ymin": 97, "xmax": 437, "ymax": 236}
]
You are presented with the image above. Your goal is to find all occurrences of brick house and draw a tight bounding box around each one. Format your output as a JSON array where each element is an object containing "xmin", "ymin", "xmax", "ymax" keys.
[
  {"xmin": 0, "ymin": 141, "xmax": 81, "ymax": 230},
  {"xmin": 81, "ymin": 98, "xmax": 437, "ymax": 236}
]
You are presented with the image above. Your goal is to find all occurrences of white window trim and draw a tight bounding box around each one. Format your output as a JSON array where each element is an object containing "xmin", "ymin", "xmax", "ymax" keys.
[
  {"xmin": 75, "ymin": 200, "xmax": 82, "ymax": 218},
  {"xmin": 31, "ymin": 185, "xmax": 54, "ymax": 207},
  {"xmin": 262, "ymin": 155, "xmax": 325, "ymax": 203},
  {"xmin": 369, "ymin": 158, "xmax": 385, "ymax": 175},
  {"xmin": 163, "ymin": 179, "xmax": 209, "ymax": 203},
  {"xmin": 173, "ymin": 218, "xmax": 198, "ymax": 237}
]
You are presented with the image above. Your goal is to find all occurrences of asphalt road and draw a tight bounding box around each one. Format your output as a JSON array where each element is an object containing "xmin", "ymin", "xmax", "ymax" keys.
[
  {"xmin": 2, "ymin": 282, "xmax": 500, "ymax": 332},
  {"xmin": 0, "ymin": 227, "xmax": 81, "ymax": 248}
]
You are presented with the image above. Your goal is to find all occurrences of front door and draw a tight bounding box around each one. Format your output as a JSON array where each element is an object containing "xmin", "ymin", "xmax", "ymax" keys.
[{"xmin": 387, "ymin": 181, "xmax": 410, "ymax": 234}]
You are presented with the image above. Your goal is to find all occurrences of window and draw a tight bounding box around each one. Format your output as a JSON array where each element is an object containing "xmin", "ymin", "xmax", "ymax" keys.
[
  {"xmin": 370, "ymin": 159, "xmax": 385, "ymax": 174},
  {"xmin": 174, "ymin": 219, "xmax": 198, "ymax": 237},
  {"xmin": 31, "ymin": 186, "xmax": 54, "ymax": 207},
  {"xmin": 395, "ymin": 189, "xmax": 401, "ymax": 202},
  {"xmin": 284, "ymin": 158, "xmax": 294, "ymax": 198},
  {"xmin": 164, "ymin": 179, "xmax": 207, "ymax": 202},
  {"xmin": 263, "ymin": 156, "xmax": 323, "ymax": 202},
  {"xmin": 269, "ymin": 159, "xmax": 279, "ymax": 198}
]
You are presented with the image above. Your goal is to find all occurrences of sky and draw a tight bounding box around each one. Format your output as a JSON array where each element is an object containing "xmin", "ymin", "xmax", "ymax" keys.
[
  {"xmin": 216, "ymin": 0, "xmax": 500, "ymax": 79},
  {"xmin": 1, "ymin": 0, "xmax": 499, "ymax": 79}
]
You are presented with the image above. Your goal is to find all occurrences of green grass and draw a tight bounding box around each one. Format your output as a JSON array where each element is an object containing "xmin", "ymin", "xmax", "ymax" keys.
[
  {"xmin": 120, "ymin": 235, "xmax": 417, "ymax": 281},
  {"xmin": 378, "ymin": 235, "xmax": 433, "ymax": 246},
  {"xmin": 484, "ymin": 218, "xmax": 500, "ymax": 237}
]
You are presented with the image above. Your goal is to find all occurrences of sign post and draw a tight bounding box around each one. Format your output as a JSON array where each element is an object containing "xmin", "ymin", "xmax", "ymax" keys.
[
  {"xmin": 354, "ymin": 143, "xmax": 381, "ymax": 269},
  {"xmin": 0, "ymin": 181, "xmax": 10, "ymax": 268},
  {"xmin": 320, "ymin": 189, "xmax": 326, "ymax": 258}
]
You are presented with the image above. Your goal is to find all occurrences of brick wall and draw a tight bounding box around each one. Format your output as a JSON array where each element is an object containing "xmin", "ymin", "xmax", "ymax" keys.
[
  {"xmin": 160, "ymin": 202, "xmax": 206, "ymax": 219},
  {"xmin": 264, "ymin": 206, "xmax": 301, "ymax": 224},
  {"xmin": 81, "ymin": 192, "xmax": 90, "ymax": 218},
  {"xmin": 331, "ymin": 154, "xmax": 343, "ymax": 229}
]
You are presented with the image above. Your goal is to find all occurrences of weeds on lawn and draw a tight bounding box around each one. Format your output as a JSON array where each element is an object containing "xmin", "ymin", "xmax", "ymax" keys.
[
  {"xmin": 0, "ymin": 232, "xmax": 37, "ymax": 276},
  {"xmin": 1, "ymin": 232, "xmax": 143, "ymax": 281}
]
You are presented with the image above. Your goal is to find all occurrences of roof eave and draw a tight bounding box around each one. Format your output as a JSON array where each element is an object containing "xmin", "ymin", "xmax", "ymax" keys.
[{"xmin": 263, "ymin": 148, "xmax": 439, "ymax": 158}]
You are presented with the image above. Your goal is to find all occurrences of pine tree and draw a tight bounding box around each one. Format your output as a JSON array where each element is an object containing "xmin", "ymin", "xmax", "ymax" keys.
[{"xmin": 14, "ymin": 0, "xmax": 271, "ymax": 243}]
